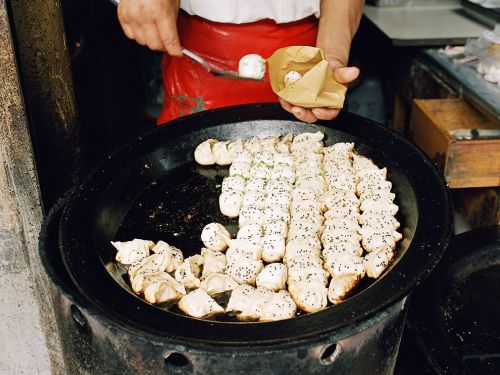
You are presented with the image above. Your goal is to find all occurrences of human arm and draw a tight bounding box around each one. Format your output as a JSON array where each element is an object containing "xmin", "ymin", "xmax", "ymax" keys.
[
  {"xmin": 280, "ymin": 0, "xmax": 364, "ymax": 123},
  {"xmin": 117, "ymin": 0, "xmax": 183, "ymax": 56}
]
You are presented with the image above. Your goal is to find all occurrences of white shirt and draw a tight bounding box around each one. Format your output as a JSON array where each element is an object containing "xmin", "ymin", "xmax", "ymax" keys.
[{"xmin": 180, "ymin": 0, "xmax": 321, "ymax": 24}]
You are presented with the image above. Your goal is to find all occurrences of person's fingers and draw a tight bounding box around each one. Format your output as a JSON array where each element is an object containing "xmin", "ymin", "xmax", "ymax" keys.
[
  {"xmin": 156, "ymin": 15, "xmax": 182, "ymax": 56},
  {"xmin": 333, "ymin": 66, "xmax": 360, "ymax": 84},
  {"xmin": 142, "ymin": 23, "xmax": 164, "ymax": 51},
  {"xmin": 117, "ymin": 1, "xmax": 135, "ymax": 39},
  {"xmin": 279, "ymin": 98, "xmax": 294, "ymax": 113},
  {"xmin": 311, "ymin": 108, "xmax": 340, "ymax": 121},
  {"xmin": 291, "ymin": 107, "xmax": 318, "ymax": 123}
]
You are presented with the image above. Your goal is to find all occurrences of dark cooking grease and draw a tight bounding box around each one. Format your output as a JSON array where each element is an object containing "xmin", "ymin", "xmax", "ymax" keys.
[{"xmin": 113, "ymin": 162, "xmax": 392, "ymax": 321}]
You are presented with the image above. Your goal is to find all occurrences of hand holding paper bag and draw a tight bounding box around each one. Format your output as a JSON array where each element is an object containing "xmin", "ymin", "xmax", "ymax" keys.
[{"xmin": 268, "ymin": 46, "xmax": 348, "ymax": 108}]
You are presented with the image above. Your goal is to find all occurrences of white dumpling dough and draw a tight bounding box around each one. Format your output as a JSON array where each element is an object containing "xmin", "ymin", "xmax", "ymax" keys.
[
  {"xmin": 323, "ymin": 253, "xmax": 365, "ymax": 278},
  {"xmin": 327, "ymin": 273, "xmax": 360, "ymax": 305},
  {"xmin": 284, "ymin": 70, "xmax": 302, "ymax": 86},
  {"xmin": 238, "ymin": 54, "xmax": 266, "ymax": 79},
  {"xmin": 288, "ymin": 280, "xmax": 328, "ymax": 313},
  {"xmin": 219, "ymin": 190, "xmax": 244, "ymax": 218},
  {"xmin": 174, "ymin": 255, "xmax": 203, "ymax": 289},
  {"xmin": 212, "ymin": 141, "xmax": 233, "ymax": 166},
  {"xmin": 364, "ymin": 248, "xmax": 395, "ymax": 278},
  {"xmin": 256, "ymin": 263, "xmax": 287, "ymax": 291},
  {"xmin": 178, "ymin": 289, "xmax": 224, "ymax": 318},
  {"xmin": 112, "ymin": 239, "xmax": 153, "ymax": 265},
  {"xmin": 200, "ymin": 248, "xmax": 227, "ymax": 278},
  {"xmin": 259, "ymin": 290, "xmax": 297, "ymax": 322},
  {"xmin": 194, "ymin": 139, "xmax": 217, "ymax": 165},
  {"xmin": 225, "ymin": 258, "xmax": 264, "ymax": 285},
  {"xmin": 201, "ymin": 223, "xmax": 231, "ymax": 251},
  {"xmin": 200, "ymin": 273, "xmax": 239, "ymax": 296},
  {"xmin": 142, "ymin": 273, "xmax": 186, "ymax": 304},
  {"xmin": 261, "ymin": 233, "xmax": 286, "ymax": 262},
  {"xmin": 222, "ymin": 175, "xmax": 246, "ymax": 193},
  {"xmin": 128, "ymin": 253, "xmax": 171, "ymax": 289}
]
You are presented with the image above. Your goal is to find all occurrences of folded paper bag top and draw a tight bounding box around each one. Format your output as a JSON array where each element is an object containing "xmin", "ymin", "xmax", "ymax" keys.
[{"xmin": 267, "ymin": 46, "xmax": 347, "ymax": 109}]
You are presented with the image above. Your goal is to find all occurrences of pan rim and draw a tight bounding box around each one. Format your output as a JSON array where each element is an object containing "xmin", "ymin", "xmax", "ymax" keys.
[{"xmin": 59, "ymin": 103, "xmax": 452, "ymax": 345}]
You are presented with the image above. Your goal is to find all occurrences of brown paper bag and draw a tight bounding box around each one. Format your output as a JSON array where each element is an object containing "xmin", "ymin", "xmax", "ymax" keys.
[{"xmin": 267, "ymin": 46, "xmax": 347, "ymax": 109}]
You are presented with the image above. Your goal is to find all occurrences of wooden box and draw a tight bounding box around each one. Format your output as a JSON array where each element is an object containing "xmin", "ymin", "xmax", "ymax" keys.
[{"xmin": 409, "ymin": 99, "xmax": 500, "ymax": 189}]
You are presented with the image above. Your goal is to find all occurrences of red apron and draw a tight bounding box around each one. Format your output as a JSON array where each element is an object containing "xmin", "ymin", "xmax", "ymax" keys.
[{"xmin": 157, "ymin": 11, "xmax": 318, "ymax": 125}]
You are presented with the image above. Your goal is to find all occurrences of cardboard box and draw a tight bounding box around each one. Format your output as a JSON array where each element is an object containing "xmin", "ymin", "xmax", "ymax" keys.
[{"xmin": 410, "ymin": 99, "xmax": 500, "ymax": 188}]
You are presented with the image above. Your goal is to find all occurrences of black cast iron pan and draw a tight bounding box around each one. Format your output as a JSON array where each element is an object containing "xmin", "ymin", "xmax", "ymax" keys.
[
  {"xmin": 408, "ymin": 226, "xmax": 500, "ymax": 375},
  {"xmin": 59, "ymin": 103, "xmax": 452, "ymax": 345}
]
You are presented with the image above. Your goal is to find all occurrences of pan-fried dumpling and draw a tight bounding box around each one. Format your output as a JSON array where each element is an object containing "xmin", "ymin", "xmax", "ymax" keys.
[
  {"xmin": 174, "ymin": 256, "xmax": 203, "ymax": 289},
  {"xmin": 275, "ymin": 133, "xmax": 293, "ymax": 154},
  {"xmin": 201, "ymin": 248, "xmax": 227, "ymax": 278},
  {"xmin": 232, "ymin": 150, "xmax": 253, "ymax": 164},
  {"xmin": 200, "ymin": 273, "xmax": 238, "ymax": 296},
  {"xmin": 201, "ymin": 223, "xmax": 231, "ymax": 251},
  {"xmin": 327, "ymin": 273, "xmax": 360, "ymax": 305},
  {"xmin": 288, "ymin": 280, "xmax": 328, "ymax": 313},
  {"xmin": 194, "ymin": 139, "xmax": 217, "ymax": 165},
  {"xmin": 284, "ymin": 70, "xmax": 302, "ymax": 86},
  {"xmin": 253, "ymin": 151, "xmax": 274, "ymax": 167},
  {"xmin": 112, "ymin": 239, "xmax": 153, "ymax": 265},
  {"xmin": 150, "ymin": 241, "xmax": 184, "ymax": 272},
  {"xmin": 237, "ymin": 224, "xmax": 263, "ymax": 246},
  {"xmin": 291, "ymin": 131, "xmax": 324, "ymax": 153},
  {"xmin": 222, "ymin": 175, "xmax": 246, "ymax": 193},
  {"xmin": 323, "ymin": 253, "xmax": 365, "ymax": 278},
  {"xmin": 238, "ymin": 54, "xmax": 266, "ymax": 80},
  {"xmin": 242, "ymin": 191, "xmax": 267, "ymax": 209},
  {"xmin": 225, "ymin": 258, "xmax": 264, "ymax": 285},
  {"xmin": 178, "ymin": 289, "xmax": 224, "ymax": 318},
  {"xmin": 360, "ymin": 200, "xmax": 399, "ymax": 216},
  {"xmin": 264, "ymin": 205, "xmax": 290, "ymax": 224},
  {"xmin": 212, "ymin": 141, "xmax": 233, "ymax": 166},
  {"xmin": 273, "ymin": 152, "xmax": 294, "ymax": 166},
  {"xmin": 219, "ymin": 190, "xmax": 244, "ymax": 218},
  {"xmin": 321, "ymin": 229, "xmax": 361, "ymax": 244},
  {"xmin": 226, "ymin": 239, "xmax": 263, "ymax": 261},
  {"xmin": 261, "ymin": 233, "xmax": 286, "ymax": 262},
  {"xmin": 227, "ymin": 139, "xmax": 244, "ymax": 157},
  {"xmin": 263, "ymin": 220, "xmax": 288, "ymax": 237},
  {"xmin": 226, "ymin": 285, "xmax": 264, "ymax": 320},
  {"xmin": 271, "ymin": 163, "xmax": 295, "ymax": 184},
  {"xmin": 360, "ymin": 229, "xmax": 401, "ymax": 253},
  {"xmin": 259, "ymin": 290, "xmax": 297, "ymax": 321},
  {"xmin": 359, "ymin": 214, "xmax": 400, "ymax": 231},
  {"xmin": 364, "ymin": 248, "xmax": 395, "ymax": 278},
  {"xmin": 229, "ymin": 161, "xmax": 251, "ymax": 179},
  {"xmin": 245, "ymin": 177, "xmax": 267, "ymax": 192},
  {"xmin": 239, "ymin": 205, "xmax": 265, "ymax": 227},
  {"xmin": 259, "ymin": 135, "xmax": 279, "ymax": 153},
  {"xmin": 322, "ymin": 239, "xmax": 363, "ymax": 257},
  {"xmin": 255, "ymin": 263, "xmax": 287, "ymax": 291},
  {"xmin": 243, "ymin": 136, "xmax": 262, "ymax": 154},
  {"xmin": 128, "ymin": 253, "xmax": 171, "ymax": 285},
  {"xmin": 143, "ymin": 273, "xmax": 186, "ymax": 304}
]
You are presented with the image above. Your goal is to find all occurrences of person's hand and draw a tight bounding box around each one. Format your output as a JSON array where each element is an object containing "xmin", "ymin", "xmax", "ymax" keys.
[
  {"xmin": 117, "ymin": 0, "xmax": 182, "ymax": 56},
  {"xmin": 279, "ymin": 57, "xmax": 359, "ymax": 123}
]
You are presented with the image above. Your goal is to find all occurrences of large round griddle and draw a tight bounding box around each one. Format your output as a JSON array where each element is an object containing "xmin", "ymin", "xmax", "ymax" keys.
[
  {"xmin": 409, "ymin": 226, "xmax": 500, "ymax": 375},
  {"xmin": 59, "ymin": 103, "xmax": 452, "ymax": 345}
]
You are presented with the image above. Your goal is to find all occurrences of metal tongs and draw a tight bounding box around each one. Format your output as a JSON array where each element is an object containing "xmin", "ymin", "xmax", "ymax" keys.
[{"xmin": 109, "ymin": 0, "xmax": 263, "ymax": 82}]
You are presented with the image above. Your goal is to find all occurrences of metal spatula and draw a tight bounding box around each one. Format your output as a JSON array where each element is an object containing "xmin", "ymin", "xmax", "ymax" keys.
[{"xmin": 110, "ymin": 0, "xmax": 263, "ymax": 82}]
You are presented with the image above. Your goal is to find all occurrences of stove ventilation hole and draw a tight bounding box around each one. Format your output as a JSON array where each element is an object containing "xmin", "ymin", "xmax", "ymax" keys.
[
  {"xmin": 319, "ymin": 343, "xmax": 342, "ymax": 365},
  {"xmin": 164, "ymin": 352, "xmax": 190, "ymax": 369}
]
